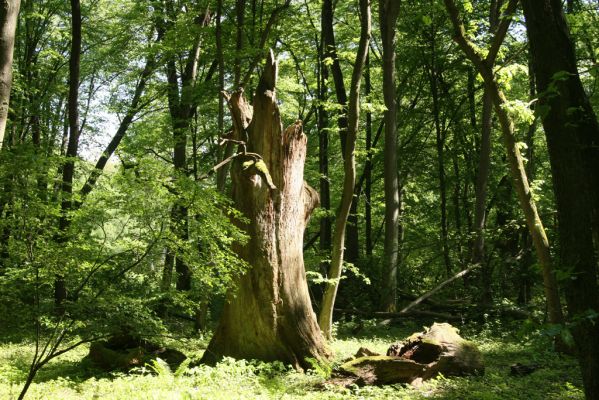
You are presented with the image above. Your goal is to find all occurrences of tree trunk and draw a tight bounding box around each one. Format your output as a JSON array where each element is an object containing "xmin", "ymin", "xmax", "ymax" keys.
[
  {"xmin": 161, "ymin": 7, "xmax": 211, "ymax": 292},
  {"xmin": 318, "ymin": 0, "xmax": 371, "ymax": 340},
  {"xmin": 55, "ymin": 0, "xmax": 82, "ymax": 307},
  {"xmin": 430, "ymin": 55, "xmax": 452, "ymax": 279},
  {"xmin": 318, "ymin": 31, "xmax": 331, "ymax": 271},
  {"xmin": 79, "ymin": 51, "xmax": 157, "ymax": 202},
  {"xmin": 444, "ymin": 0, "xmax": 564, "ymax": 328},
  {"xmin": 473, "ymin": 2, "xmax": 501, "ymax": 305},
  {"xmin": 216, "ymin": 0, "xmax": 244, "ymax": 190},
  {"xmin": 364, "ymin": 54, "xmax": 373, "ymax": 257},
  {"xmin": 321, "ymin": 0, "xmax": 348, "ymax": 157},
  {"xmin": 345, "ymin": 198, "xmax": 360, "ymax": 263},
  {"xmin": 0, "ymin": 0, "xmax": 20, "ymax": 148},
  {"xmin": 426, "ymin": 20, "xmax": 452, "ymax": 279},
  {"xmin": 379, "ymin": 0, "xmax": 401, "ymax": 312},
  {"xmin": 202, "ymin": 51, "xmax": 329, "ymax": 369},
  {"xmin": 472, "ymin": 92, "xmax": 493, "ymax": 305},
  {"xmin": 521, "ymin": 1, "xmax": 599, "ymax": 397}
]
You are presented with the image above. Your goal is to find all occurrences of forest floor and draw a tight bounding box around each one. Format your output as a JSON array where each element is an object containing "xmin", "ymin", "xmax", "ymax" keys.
[{"xmin": 0, "ymin": 319, "xmax": 584, "ymax": 399}]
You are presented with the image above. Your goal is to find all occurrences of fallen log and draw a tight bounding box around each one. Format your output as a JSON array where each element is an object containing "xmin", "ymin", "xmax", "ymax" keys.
[
  {"xmin": 400, "ymin": 265, "xmax": 479, "ymax": 313},
  {"xmin": 332, "ymin": 323, "xmax": 483, "ymax": 387},
  {"xmin": 86, "ymin": 333, "xmax": 186, "ymax": 372},
  {"xmin": 334, "ymin": 308, "xmax": 460, "ymax": 321}
]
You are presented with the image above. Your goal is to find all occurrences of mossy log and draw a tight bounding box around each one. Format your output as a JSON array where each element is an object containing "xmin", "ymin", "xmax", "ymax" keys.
[
  {"xmin": 86, "ymin": 334, "xmax": 186, "ymax": 372},
  {"xmin": 337, "ymin": 323, "xmax": 483, "ymax": 386}
]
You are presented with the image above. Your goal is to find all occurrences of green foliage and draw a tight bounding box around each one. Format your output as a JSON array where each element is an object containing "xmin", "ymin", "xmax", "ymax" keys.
[{"xmin": 0, "ymin": 322, "xmax": 585, "ymax": 399}]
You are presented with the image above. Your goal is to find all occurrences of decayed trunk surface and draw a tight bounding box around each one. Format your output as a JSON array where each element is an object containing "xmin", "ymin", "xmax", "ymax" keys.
[
  {"xmin": 335, "ymin": 323, "xmax": 483, "ymax": 387},
  {"xmin": 0, "ymin": 0, "xmax": 20, "ymax": 148},
  {"xmin": 521, "ymin": 1, "xmax": 599, "ymax": 397},
  {"xmin": 202, "ymin": 51, "xmax": 329, "ymax": 369}
]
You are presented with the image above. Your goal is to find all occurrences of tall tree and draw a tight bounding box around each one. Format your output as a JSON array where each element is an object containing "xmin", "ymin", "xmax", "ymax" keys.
[
  {"xmin": 0, "ymin": 0, "xmax": 20, "ymax": 148},
  {"xmin": 202, "ymin": 51, "xmax": 329, "ymax": 368},
  {"xmin": 317, "ymin": 17, "xmax": 332, "ymax": 272},
  {"xmin": 158, "ymin": 2, "xmax": 211, "ymax": 292},
  {"xmin": 379, "ymin": 0, "xmax": 401, "ymax": 311},
  {"xmin": 318, "ymin": 0, "xmax": 371, "ymax": 340},
  {"xmin": 426, "ymin": 16, "xmax": 452, "ymax": 278},
  {"xmin": 320, "ymin": 0, "xmax": 360, "ymax": 263},
  {"xmin": 472, "ymin": 0, "xmax": 503, "ymax": 306},
  {"xmin": 521, "ymin": 1, "xmax": 599, "ymax": 397},
  {"xmin": 443, "ymin": 0, "xmax": 564, "ymax": 328},
  {"xmin": 55, "ymin": 0, "xmax": 82, "ymax": 307}
]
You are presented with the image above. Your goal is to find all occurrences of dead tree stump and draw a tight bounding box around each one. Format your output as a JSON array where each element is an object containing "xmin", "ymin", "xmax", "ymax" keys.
[
  {"xmin": 336, "ymin": 323, "xmax": 483, "ymax": 386},
  {"xmin": 201, "ymin": 51, "xmax": 329, "ymax": 369}
]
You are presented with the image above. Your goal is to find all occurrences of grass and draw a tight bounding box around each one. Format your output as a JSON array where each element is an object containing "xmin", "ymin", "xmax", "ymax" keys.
[{"xmin": 0, "ymin": 319, "xmax": 585, "ymax": 399}]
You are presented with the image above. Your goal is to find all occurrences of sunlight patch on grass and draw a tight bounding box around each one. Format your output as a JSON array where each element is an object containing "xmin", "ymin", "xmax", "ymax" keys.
[{"xmin": 0, "ymin": 322, "xmax": 585, "ymax": 400}]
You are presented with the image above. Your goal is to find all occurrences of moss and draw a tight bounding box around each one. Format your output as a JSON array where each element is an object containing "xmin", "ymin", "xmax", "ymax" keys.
[{"xmin": 340, "ymin": 355, "xmax": 399, "ymax": 374}]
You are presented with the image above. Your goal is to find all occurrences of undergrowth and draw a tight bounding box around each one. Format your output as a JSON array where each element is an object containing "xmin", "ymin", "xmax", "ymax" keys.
[{"xmin": 0, "ymin": 319, "xmax": 584, "ymax": 399}]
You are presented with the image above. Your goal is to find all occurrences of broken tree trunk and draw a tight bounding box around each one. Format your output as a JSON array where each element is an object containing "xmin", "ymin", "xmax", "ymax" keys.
[
  {"xmin": 201, "ymin": 51, "xmax": 330, "ymax": 369},
  {"xmin": 336, "ymin": 323, "xmax": 483, "ymax": 386}
]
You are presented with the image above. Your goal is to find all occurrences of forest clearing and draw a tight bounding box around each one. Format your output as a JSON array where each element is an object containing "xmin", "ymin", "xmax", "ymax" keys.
[{"xmin": 0, "ymin": 0, "xmax": 597, "ymax": 399}]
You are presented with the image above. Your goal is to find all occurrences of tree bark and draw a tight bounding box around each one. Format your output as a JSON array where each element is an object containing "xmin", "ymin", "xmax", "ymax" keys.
[
  {"xmin": 318, "ymin": 0, "xmax": 371, "ymax": 340},
  {"xmin": 426, "ymin": 22, "xmax": 452, "ymax": 278},
  {"xmin": 161, "ymin": 6, "xmax": 211, "ymax": 291},
  {"xmin": 318, "ymin": 29, "xmax": 332, "ymax": 270},
  {"xmin": 216, "ymin": 0, "xmax": 245, "ymax": 191},
  {"xmin": 321, "ymin": 0, "xmax": 348, "ymax": 157},
  {"xmin": 202, "ymin": 51, "xmax": 329, "ymax": 369},
  {"xmin": 472, "ymin": 90, "xmax": 493, "ymax": 305},
  {"xmin": 379, "ymin": 0, "xmax": 401, "ymax": 312},
  {"xmin": 214, "ymin": 0, "xmax": 227, "ymax": 192},
  {"xmin": 472, "ymin": 3, "xmax": 501, "ymax": 305},
  {"xmin": 0, "ymin": 0, "xmax": 20, "ymax": 148},
  {"xmin": 364, "ymin": 54, "xmax": 373, "ymax": 257},
  {"xmin": 321, "ymin": 0, "xmax": 360, "ymax": 264},
  {"xmin": 521, "ymin": 1, "xmax": 599, "ymax": 397},
  {"xmin": 55, "ymin": 0, "xmax": 82, "ymax": 307},
  {"xmin": 444, "ymin": 0, "xmax": 564, "ymax": 328}
]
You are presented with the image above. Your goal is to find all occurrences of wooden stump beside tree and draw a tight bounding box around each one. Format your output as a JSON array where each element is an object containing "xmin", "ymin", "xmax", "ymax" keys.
[{"xmin": 201, "ymin": 51, "xmax": 330, "ymax": 369}]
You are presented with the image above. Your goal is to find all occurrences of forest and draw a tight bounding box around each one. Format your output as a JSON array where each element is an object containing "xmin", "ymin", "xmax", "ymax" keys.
[{"xmin": 0, "ymin": 0, "xmax": 598, "ymax": 399}]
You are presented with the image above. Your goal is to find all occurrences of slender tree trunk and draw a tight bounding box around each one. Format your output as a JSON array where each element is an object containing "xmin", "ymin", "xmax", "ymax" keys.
[
  {"xmin": 234, "ymin": 0, "xmax": 245, "ymax": 87},
  {"xmin": 322, "ymin": 0, "xmax": 359, "ymax": 264},
  {"xmin": 161, "ymin": 8, "xmax": 211, "ymax": 292},
  {"xmin": 55, "ymin": 0, "xmax": 82, "ymax": 307},
  {"xmin": 202, "ymin": 52, "xmax": 329, "ymax": 368},
  {"xmin": 318, "ymin": 32, "xmax": 331, "ymax": 271},
  {"xmin": 521, "ymin": 1, "xmax": 599, "ymax": 397},
  {"xmin": 321, "ymin": 0, "xmax": 360, "ymax": 264},
  {"xmin": 0, "ymin": 0, "xmax": 24, "ymax": 258},
  {"xmin": 0, "ymin": 0, "xmax": 20, "ymax": 149},
  {"xmin": 452, "ymin": 149, "xmax": 463, "ymax": 262},
  {"xmin": 444, "ymin": 0, "xmax": 564, "ymax": 328},
  {"xmin": 321, "ymin": 0, "xmax": 348, "ymax": 157},
  {"xmin": 364, "ymin": 54, "xmax": 373, "ymax": 257},
  {"xmin": 318, "ymin": 0, "xmax": 370, "ymax": 340},
  {"xmin": 379, "ymin": 0, "xmax": 401, "ymax": 312},
  {"xmin": 429, "ymin": 51, "xmax": 452, "ymax": 278},
  {"xmin": 425, "ymin": 16, "xmax": 453, "ymax": 278},
  {"xmin": 215, "ymin": 0, "xmax": 227, "ymax": 192},
  {"xmin": 345, "ymin": 197, "xmax": 360, "ymax": 263},
  {"xmin": 473, "ymin": 2, "xmax": 502, "ymax": 305},
  {"xmin": 216, "ymin": 0, "xmax": 244, "ymax": 190},
  {"xmin": 472, "ymin": 92, "xmax": 493, "ymax": 305},
  {"xmin": 79, "ymin": 52, "xmax": 156, "ymax": 202}
]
